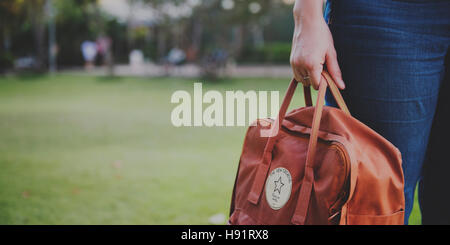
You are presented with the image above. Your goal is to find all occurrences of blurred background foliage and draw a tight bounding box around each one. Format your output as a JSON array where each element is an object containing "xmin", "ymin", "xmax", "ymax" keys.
[{"xmin": 0, "ymin": 0, "xmax": 297, "ymax": 73}]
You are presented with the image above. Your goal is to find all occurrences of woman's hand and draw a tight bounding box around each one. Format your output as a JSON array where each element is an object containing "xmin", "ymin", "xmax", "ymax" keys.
[{"xmin": 290, "ymin": 0, "xmax": 345, "ymax": 90}]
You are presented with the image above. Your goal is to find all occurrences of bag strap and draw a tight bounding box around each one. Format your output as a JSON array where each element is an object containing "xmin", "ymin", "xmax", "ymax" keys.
[
  {"xmin": 302, "ymin": 71, "xmax": 350, "ymax": 114},
  {"xmin": 247, "ymin": 78, "xmax": 299, "ymax": 203},
  {"xmin": 321, "ymin": 71, "xmax": 350, "ymax": 115},
  {"xmin": 292, "ymin": 73, "xmax": 350, "ymax": 224},
  {"xmin": 303, "ymin": 84, "xmax": 312, "ymax": 107},
  {"xmin": 291, "ymin": 80, "xmax": 327, "ymax": 224},
  {"xmin": 247, "ymin": 71, "xmax": 350, "ymax": 219}
]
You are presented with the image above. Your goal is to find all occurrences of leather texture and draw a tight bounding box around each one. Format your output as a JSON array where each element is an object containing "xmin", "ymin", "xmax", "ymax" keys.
[{"xmin": 229, "ymin": 71, "xmax": 405, "ymax": 225}]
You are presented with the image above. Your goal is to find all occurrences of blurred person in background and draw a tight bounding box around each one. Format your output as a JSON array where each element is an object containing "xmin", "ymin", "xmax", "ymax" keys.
[
  {"xmin": 96, "ymin": 35, "xmax": 114, "ymax": 75},
  {"xmin": 290, "ymin": 0, "xmax": 449, "ymax": 224},
  {"xmin": 96, "ymin": 35, "xmax": 112, "ymax": 66},
  {"xmin": 164, "ymin": 47, "xmax": 186, "ymax": 76},
  {"xmin": 81, "ymin": 40, "xmax": 98, "ymax": 70}
]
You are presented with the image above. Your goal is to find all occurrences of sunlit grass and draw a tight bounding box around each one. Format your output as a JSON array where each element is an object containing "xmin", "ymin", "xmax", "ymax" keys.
[{"xmin": 0, "ymin": 74, "xmax": 421, "ymax": 224}]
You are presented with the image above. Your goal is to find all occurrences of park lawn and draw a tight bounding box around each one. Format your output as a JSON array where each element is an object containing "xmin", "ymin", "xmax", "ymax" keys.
[{"xmin": 0, "ymin": 74, "xmax": 421, "ymax": 224}]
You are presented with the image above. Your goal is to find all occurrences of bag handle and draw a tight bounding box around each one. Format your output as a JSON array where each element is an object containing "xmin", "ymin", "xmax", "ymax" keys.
[
  {"xmin": 247, "ymin": 71, "xmax": 350, "ymax": 221},
  {"xmin": 303, "ymin": 84, "xmax": 313, "ymax": 107},
  {"xmin": 321, "ymin": 71, "xmax": 350, "ymax": 115},
  {"xmin": 302, "ymin": 70, "xmax": 350, "ymax": 112},
  {"xmin": 291, "ymin": 80, "xmax": 327, "ymax": 224}
]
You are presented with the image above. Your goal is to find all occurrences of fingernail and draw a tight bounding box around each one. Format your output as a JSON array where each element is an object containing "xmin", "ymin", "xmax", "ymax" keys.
[{"xmin": 339, "ymin": 79, "xmax": 346, "ymax": 89}]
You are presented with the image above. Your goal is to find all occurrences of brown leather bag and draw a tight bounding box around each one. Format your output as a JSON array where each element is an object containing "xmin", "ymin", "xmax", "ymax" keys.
[{"xmin": 229, "ymin": 71, "xmax": 405, "ymax": 225}]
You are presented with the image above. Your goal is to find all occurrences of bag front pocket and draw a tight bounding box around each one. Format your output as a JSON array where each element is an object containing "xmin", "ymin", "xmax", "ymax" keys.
[{"xmin": 347, "ymin": 209, "xmax": 404, "ymax": 225}]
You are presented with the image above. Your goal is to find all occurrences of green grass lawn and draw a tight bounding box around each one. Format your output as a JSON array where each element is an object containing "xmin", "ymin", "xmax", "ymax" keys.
[{"xmin": 0, "ymin": 74, "xmax": 421, "ymax": 224}]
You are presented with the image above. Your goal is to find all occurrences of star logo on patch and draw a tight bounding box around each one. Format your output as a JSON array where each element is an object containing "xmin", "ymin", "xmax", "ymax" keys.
[
  {"xmin": 265, "ymin": 167, "xmax": 292, "ymax": 210},
  {"xmin": 274, "ymin": 176, "xmax": 284, "ymax": 194}
]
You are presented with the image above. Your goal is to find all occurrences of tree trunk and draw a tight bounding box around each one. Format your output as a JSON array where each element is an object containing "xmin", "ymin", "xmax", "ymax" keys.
[
  {"xmin": 28, "ymin": 0, "xmax": 46, "ymax": 72},
  {"xmin": 231, "ymin": 25, "xmax": 246, "ymax": 59},
  {"xmin": 156, "ymin": 26, "xmax": 167, "ymax": 62}
]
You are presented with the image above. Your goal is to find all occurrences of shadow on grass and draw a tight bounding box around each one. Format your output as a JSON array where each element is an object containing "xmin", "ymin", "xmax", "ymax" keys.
[
  {"xmin": 96, "ymin": 76, "xmax": 124, "ymax": 83},
  {"xmin": 198, "ymin": 76, "xmax": 237, "ymax": 86},
  {"xmin": 9, "ymin": 72, "xmax": 49, "ymax": 82}
]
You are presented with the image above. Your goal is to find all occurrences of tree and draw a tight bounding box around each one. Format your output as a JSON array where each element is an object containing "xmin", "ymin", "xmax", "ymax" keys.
[
  {"xmin": 2, "ymin": 0, "xmax": 48, "ymax": 71},
  {"xmin": 27, "ymin": 0, "xmax": 47, "ymax": 71},
  {"xmin": 0, "ymin": 0, "xmax": 24, "ymax": 71}
]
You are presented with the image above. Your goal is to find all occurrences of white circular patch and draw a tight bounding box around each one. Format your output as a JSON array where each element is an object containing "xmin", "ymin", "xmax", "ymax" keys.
[{"xmin": 265, "ymin": 167, "xmax": 292, "ymax": 210}]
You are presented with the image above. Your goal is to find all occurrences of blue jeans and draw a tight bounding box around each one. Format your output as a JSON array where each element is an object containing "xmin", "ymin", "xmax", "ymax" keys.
[{"xmin": 325, "ymin": 0, "xmax": 450, "ymax": 224}]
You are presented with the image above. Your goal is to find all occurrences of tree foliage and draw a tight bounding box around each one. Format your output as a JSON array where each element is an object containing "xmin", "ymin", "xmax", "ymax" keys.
[{"xmin": 1, "ymin": 0, "xmax": 296, "ymax": 71}]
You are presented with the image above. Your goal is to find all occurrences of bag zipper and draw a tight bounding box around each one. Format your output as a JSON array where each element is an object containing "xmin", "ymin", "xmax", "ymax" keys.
[
  {"xmin": 327, "ymin": 142, "xmax": 351, "ymax": 221},
  {"xmin": 280, "ymin": 127, "xmax": 351, "ymax": 223}
]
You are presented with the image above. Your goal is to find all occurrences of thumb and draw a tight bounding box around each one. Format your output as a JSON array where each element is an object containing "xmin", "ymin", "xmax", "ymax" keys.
[{"xmin": 325, "ymin": 48, "xmax": 345, "ymax": 90}]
